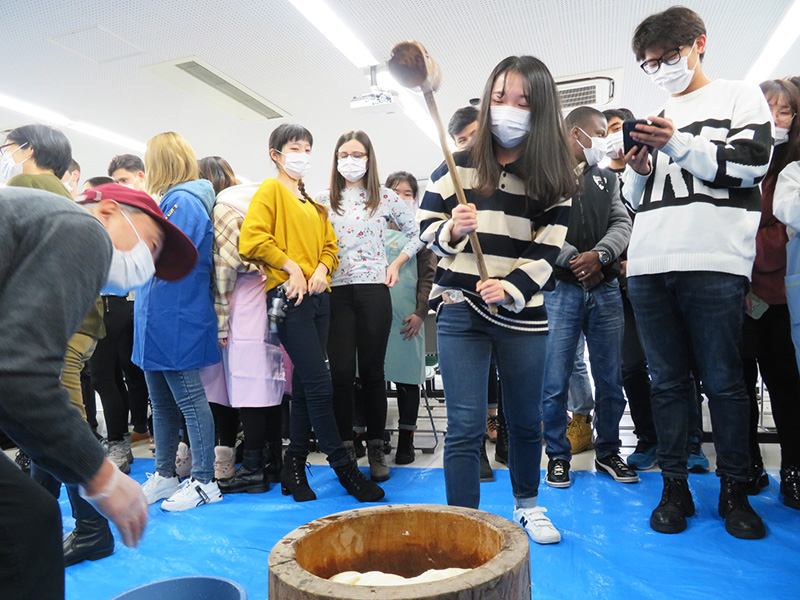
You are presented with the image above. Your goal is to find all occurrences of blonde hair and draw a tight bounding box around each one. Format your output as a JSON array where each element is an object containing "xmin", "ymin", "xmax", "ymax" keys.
[{"xmin": 144, "ymin": 132, "xmax": 199, "ymax": 197}]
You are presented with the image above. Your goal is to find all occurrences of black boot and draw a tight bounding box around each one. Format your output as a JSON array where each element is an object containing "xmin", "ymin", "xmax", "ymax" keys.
[
  {"xmin": 265, "ymin": 442, "xmax": 283, "ymax": 484},
  {"xmin": 280, "ymin": 453, "xmax": 316, "ymax": 502},
  {"xmin": 480, "ymin": 435, "xmax": 494, "ymax": 482},
  {"xmin": 781, "ymin": 466, "xmax": 800, "ymax": 509},
  {"xmin": 719, "ymin": 475, "xmax": 766, "ymax": 539},
  {"xmin": 63, "ymin": 518, "xmax": 114, "ymax": 567},
  {"xmin": 353, "ymin": 432, "xmax": 367, "ymax": 459},
  {"xmin": 395, "ymin": 429, "xmax": 416, "ymax": 465},
  {"xmin": 219, "ymin": 449, "xmax": 268, "ymax": 494},
  {"xmin": 334, "ymin": 461, "xmax": 385, "ymax": 502},
  {"xmin": 650, "ymin": 477, "xmax": 695, "ymax": 534},
  {"xmin": 745, "ymin": 458, "xmax": 769, "ymax": 495},
  {"xmin": 495, "ymin": 408, "xmax": 508, "ymax": 466}
]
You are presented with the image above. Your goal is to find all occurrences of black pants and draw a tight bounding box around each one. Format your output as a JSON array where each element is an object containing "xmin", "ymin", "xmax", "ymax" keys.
[
  {"xmin": 0, "ymin": 455, "xmax": 64, "ymax": 600},
  {"xmin": 31, "ymin": 462, "xmax": 104, "ymax": 523},
  {"xmin": 395, "ymin": 383, "xmax": 420, "ymax": 430},
  {"xmin": 621, "ymin": 291, "xmax": 656, "ymax": 446},
  {"xmin": 271, "ymin": 289, "xmax": 348, "ymax": 468},
  {"xmin": 89, "ymin": 296, "xmax": 149, "ymax": 440},
  {"xmin": 328, "ymin": 284, "xmax": 392, "ymax": 441},
  {"xmin": 743, "ymin": 304, "xmax": 800, "ymax": 469},
  {"xmin": 211, "ymin": 403, "xmax": 240, "ymax": 447}
]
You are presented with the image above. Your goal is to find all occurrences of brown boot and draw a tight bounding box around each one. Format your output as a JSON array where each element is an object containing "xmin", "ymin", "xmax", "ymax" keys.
[{"xmin": 566, "ymin": 413, "xmax": 593, "ymax": 454}]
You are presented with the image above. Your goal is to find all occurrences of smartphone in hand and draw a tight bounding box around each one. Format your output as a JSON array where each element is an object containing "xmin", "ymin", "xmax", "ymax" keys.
[{"xmin": 622, "ymin": 119, "xmax": 654, "ymax": 155}]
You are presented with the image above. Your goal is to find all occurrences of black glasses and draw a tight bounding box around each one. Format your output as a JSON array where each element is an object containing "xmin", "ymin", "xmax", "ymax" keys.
[{"xmin": 640, "ymin": 47, "xmax": 685, "ymax": 75}]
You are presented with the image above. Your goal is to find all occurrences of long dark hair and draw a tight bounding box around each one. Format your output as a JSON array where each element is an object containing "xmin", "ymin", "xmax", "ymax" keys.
[
  {"xmin": 760, "ymin": 79, "xmax": 800, "ymax": 183},
  {"xmin": 470, "ymin": 56, "xmax": 579, "ymax": 213},
  {"xmin": 268, "ymin": 124, "xmax": 326, "ymax": 217},
  {"xmin": 198, "ymin": 156, "xmax": 238, "ymax": 195},
  {"xmin": 329, "ymin": 130, "xmax": 381, "ymax": 216}
]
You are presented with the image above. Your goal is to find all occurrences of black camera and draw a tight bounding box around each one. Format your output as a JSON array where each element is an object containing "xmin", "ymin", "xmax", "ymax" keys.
[{"xmin": 268, "ymin": 286, "xmax": 288, "ymax": 334}]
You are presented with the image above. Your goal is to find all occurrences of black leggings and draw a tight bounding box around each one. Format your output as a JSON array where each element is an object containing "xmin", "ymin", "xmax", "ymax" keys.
[
  {"xmin": 743, "ymin": 304, "xmax": 800, "ymax": 469},
  {"xmin": 89, "ymin": 296, "xmax": 149, "ymax": 440},
  {"xmin": 239, "ymin": 405, "xmax": 283, "ymax": 450},
  {"xmin": 328, "ymin": 284, "xmax": 392, "ymax": 441},
  {"xmin": 395, "ymin": 383, "xmax": 420, "ymax": 430}
]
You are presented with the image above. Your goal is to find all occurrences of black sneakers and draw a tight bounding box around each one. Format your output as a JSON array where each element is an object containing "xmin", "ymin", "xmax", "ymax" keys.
[
  {"xmin": 719, "ymin": 475, "xmax": 766, "ymax": 539},
  {"xmin": 651, "ymin": 477, "xmax": 696, "ymax": 534},
  {"xmin": 546, "ymin": 458, "xmax": 571, "ymax": 488},
  {"xmin": 595, "ymin": 454, "xmax": 640, "ymax": 483},
  {"xmin": 781, "ymin": 466, "xmax": 800, "ymax": 509}
]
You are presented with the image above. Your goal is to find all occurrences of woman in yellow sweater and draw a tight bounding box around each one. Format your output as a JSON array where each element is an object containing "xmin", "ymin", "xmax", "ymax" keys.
[{"xmin": 239, "ymin": 124, "xmax": 384, "ymax": 503}]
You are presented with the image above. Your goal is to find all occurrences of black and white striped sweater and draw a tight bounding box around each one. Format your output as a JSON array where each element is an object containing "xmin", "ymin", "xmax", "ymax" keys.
[{"xmin": 417, "ymin": 152, "xmax": 571, "ymax": 333}]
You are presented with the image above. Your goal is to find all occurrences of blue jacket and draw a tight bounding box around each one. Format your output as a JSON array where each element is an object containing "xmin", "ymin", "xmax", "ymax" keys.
[{"xmin": 133, "ymin": 179, "xmax": 221, "ymax": 371}]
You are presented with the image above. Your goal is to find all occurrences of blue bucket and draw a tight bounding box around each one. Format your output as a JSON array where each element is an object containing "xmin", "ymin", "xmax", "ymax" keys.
[{"xmin": 110, "ymin": 576, "xmax": 247, "ymax": 600}]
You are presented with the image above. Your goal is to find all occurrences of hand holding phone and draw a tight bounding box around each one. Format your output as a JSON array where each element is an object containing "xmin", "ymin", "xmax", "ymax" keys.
[{"xmin": 622, "ymin": 119, "xmax": 653, "ymax": 155}]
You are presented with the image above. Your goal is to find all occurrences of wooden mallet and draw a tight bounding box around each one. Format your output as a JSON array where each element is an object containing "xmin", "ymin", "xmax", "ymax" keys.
[{"xmin": 388, "ymin": 41, "xmax": 496, "ymax": 313}]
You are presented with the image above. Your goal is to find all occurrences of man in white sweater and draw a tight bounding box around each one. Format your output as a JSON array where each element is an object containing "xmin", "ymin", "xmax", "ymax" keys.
[{"xmin": 621, "ymin": 6, "xmax": 773, "ymax": 539}]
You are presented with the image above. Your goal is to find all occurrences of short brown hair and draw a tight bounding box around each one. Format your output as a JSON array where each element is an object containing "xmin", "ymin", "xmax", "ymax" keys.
[{"xmin": 632, "ymin": 6, "xmax": 706, "ymax": 62}]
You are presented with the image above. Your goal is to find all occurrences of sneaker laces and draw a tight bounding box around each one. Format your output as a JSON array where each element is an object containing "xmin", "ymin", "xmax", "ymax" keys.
[
  {"xmin": 608, "ymin": 454, "xmax": 629, "ymax": 472},
  {"xmin": 487, "ymin": 415, "xmax": 499, "ymax": 435},
  {"xmin": 552, "ymin": 461, "xmax": 566, "ymax": 478}
]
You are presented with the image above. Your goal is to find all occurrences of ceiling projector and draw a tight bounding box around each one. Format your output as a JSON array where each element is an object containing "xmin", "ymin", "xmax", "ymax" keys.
[{"xmin": 350, "ymin": 88, "xmax": 402, "ymax": 115}]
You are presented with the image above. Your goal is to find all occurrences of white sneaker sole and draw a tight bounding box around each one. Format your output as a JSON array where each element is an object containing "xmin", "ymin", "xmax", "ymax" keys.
[{"xmin": 545, "ymin": 476, "xmax": 571, "ymax": 489}]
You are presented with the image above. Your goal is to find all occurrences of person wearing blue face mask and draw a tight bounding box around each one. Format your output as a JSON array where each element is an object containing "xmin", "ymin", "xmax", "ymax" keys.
[{"xmin": 622, "ymin": 6, "xmax": 773, "ymax": 540}]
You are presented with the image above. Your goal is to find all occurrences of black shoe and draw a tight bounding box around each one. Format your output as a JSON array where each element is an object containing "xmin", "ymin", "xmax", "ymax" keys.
[
  {"xmin": 395, "ymin": 429, "xmax": 415, "ymax": 465},
  {"xmin": 14, "ymin": 449, "xmax": 30, "ymax": 473},
  {"xmin": 650, "ymin": 477, "xmax": 695, "ymax": 534},
  {"xmin": 280, "ymin": 453, "xmax": 316, "ymax": 502},
  {"xmin": 219, "ymin": 449, "xmax": 268, "ymax": 494},
  {"xmin": 63, "ymin": 518, "xmax": 114, "ymax": 567},
  {"xmin": 745, "ymin": 459, "xmax": 769, "ymax": 495},
  {"xmin": 546, "ymin": 458, "xmax": 571, "ymax": 488},
  {"xmin": 353, "ymin": 433, "xmax": 367, "ymax": 459},
  {"xmin": 334, "ymin": 461, "xmax": 385, "ymax": 502},
  {"xmin": 781, "ymin": 466, "xmax": 800, "ymax": 509},
  {"xmin": 719, "ymin": 475, "xmax": 766, "ymax": 539},
  {"xmin": 480, "ymin": 435, "xmax": 494, "ymax": 482},
  {"xmin": 495, "ymin": 409, "xmax": 508, "ymax": 466},
  {"xmin": 265, "ymin": 442, "xmax": 283, "ymax": 484},
  {"xmin": 595, "ymin": 454, "xmax": 639, "ymax": 483}
]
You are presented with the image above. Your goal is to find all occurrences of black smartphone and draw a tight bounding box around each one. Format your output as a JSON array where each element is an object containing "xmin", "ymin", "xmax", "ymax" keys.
[{"xmin": 622, "ymin": 119, "xmax": 654, "ymax": 155}]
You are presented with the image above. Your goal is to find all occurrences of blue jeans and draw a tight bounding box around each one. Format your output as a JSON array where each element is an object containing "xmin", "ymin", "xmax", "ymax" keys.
[
  {"xmin": 146, "ymin": 369, "xmax": 215, "ymax": 483},
  {"xmin": 627, "ymin": 272, "xmax": 750, "ymax": 480},
  {"xmin": 567, "ymin": 332, "xmax": 594, "ymax": 414},
  {"xmin": 543, "ymin": 279, "xmax": 626, "ymax": 460},
  {"xmin": 437, "ymin": 302, "xmax": 545, "ymax": 509}
]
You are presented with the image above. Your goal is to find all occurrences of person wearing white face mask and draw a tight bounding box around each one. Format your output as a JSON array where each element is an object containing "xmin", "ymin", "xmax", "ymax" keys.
[
  {"xmin": 315, "ymin": 130, "xmax": 423, "ymax": 484},
  {"xmin": 108, "ymin": 154, "xmax": 146, "ymax": 190},
  {"xmin": 622, "ymin": 6, "xmax": 773, "ymax": 540}
]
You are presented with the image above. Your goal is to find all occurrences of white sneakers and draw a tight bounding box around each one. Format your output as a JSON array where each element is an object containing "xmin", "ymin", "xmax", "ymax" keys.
[
  {"xmin": 142, "ymin": 472, "xmax": 181, "ymax": 504},
  {"xmin": 161, "ymin": 478, "xmax": 222, "ymax": 512},
  {"xmin": 513, "ymin": 506, "xmax": 561, "ymax": 545}
]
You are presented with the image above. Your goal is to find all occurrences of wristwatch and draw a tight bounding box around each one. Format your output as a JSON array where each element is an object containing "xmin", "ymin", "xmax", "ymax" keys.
[{"xmin": 597, "ymin": 250, "xmax": 612, "ymax": 265}]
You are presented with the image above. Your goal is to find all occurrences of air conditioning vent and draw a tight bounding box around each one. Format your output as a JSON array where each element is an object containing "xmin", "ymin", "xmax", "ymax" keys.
[
  {"xmin": 556, "ymin": 69, "xmax": 622, "ymax": 111},
  {"xmin": 145, "ymin": 57, "xmax": 289, "ymax": 122}
]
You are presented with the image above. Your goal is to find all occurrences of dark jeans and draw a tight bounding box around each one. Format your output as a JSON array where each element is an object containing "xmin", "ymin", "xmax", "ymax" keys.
[
  {"xmin": 270, "ymin": 289, "xmax": 348, "ymax": 468},
  {"xmin": 328, "ymin": 284, "xmax": 392, "ymax": 441},
  {"xmin": 89, "ymin": 296, "xmax": 149, "ymax": 440},
  {"xmin": 621, "ymin": 291, "xmax": 656, "ymax": 446},
  {"xmin": 31, "ymin": 462, "xmax": 103, "ymax": 522},
  {"xmin": 628, "ymin": 271, "xmax": 750, "ymax": 480},
  {"xmin": 395, "ymin": 383, "xmax": 420, "ymax": 430},
  {"xmin": 0, "ymin": 455, "xmax": 64, "ymax": 600},
  {"xmin": 438, "ymin": 302, "xmax": 545, "ymax": 509},
  {"xmin": 742, "ymin": 304, "xmax": 800, "ymax": 469}
]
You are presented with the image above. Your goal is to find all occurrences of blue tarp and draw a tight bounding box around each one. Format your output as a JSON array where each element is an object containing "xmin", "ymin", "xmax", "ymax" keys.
[{"xmin": 63, "ymin": 459, "xmax": 800, "ymax": 599}]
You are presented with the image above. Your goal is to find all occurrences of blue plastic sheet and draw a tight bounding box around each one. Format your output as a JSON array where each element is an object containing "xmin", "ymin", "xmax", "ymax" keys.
[{"xmin": 63, "ymin": 459, "xmax": 800, "ymax": 600}]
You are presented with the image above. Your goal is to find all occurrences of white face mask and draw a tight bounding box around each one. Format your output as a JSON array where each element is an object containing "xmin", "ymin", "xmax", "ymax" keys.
[
  {"xmin": 0, "ymin": 143, "xmax": 29, "ymax": 183},
  {"xmin": 102, "ymin": 210, "xmax": 157, "ymax": 295},
  {"xmin": 337, "ymin": 155, "xmax": 368, "ymax": 183},
  {"xmin": 649, "ymin": 42, "xmax": 698, "ymax": 95},
  {"xmin": 774, "ymin": 127, "xmax": 790, "ymax": 146},
  {"xmin": 277, "ymin": 150, "xmax": 311, "ymax": 180},
  {"xmin": 605, "ymin": 130, "xmax": 624, "ymax": 159},
  {"xmin": 490, "ymin": 105, "xmax": 531, "ymax": 148},
  {"xmin": 577, "ymin": 128, "xmax": 608, "ymax": 166}
]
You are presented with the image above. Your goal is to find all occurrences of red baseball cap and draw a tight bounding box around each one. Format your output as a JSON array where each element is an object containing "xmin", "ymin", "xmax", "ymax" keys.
[{"xmin": 78, "ymin": 183, "xmax": 198, "ymax": 282}]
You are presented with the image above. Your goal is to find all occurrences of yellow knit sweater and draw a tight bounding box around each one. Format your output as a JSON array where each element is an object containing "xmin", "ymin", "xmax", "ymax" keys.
[{"xmin": 239, "ymin": 178, "xmax": 338, "ymax": 292}]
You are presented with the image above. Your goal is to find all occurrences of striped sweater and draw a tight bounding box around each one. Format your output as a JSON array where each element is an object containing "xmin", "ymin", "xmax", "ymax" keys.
[
  {"xmin": 622, "ymin": 79, "xmax": 773, "ymax": 278},
  {"xmin": 417, "ymin": 151, "xmax": 571, "ymax": 333}
]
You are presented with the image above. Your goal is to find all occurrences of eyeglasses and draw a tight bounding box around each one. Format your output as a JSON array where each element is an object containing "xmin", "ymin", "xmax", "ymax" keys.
[
  {"xmin": 640, "ymin": 47, "xmax": 685, "ymax": 75},
  {"xmin": 337, "ymin": 151, "xmax": 366, "ymax": 160},
  {"xmin": 771, "ymin": 106, "xmax": 796, "ymax": 123}
]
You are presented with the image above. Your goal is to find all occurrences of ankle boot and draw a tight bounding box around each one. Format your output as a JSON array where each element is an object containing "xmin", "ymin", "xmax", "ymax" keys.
[
  {"xmin": 745, "ymin": 458, "xmax": 769, "ymax": 495},
  {"xmin": 395, "ymin": 429, "xmax": 415, "ymax": 465},
  {"xmin": 781, "ymin": 466, "xmax": 800, "ymax": 509},
  {"xmin": 353, "ymin": 432, "xmax": 367, "ymax": 459},
  {"xmin": 63, "ymin": 518, "xmax": 114, "ymax": 566},
  {"xmin": 480, "ymin": 434, "xmax": 494, "ymax": 482},
  {"xmin": 495, "ymin": 409, "xmax": 508, "ymax": 466},
  {"xmin": 367, "ymin": 439, "xmax": 390, "ymax": 482},
  {"xmin": 218, "ymin": 449, "xmax": 268, "ymax": 494},
  {"xmin": 719, "ymin": 475, "xmax": 766, "ymax": 539},
  {"xmin": 280, "ymin": 453, "xmax": 316, "ymax": 502},
  {"xmin": 650, "ymin": 477, "xmax": 695, "ymax": 534},
  {"xmin": 342, "ymin": 440, "xmax": 358, "ymax": 464},
  {"xmin": 265, "ymin": 442, "xmax": 283, "ymax": 484},
  {"xmin": 334, "ymin": 461, "xmax": 385, "ymax": 502}
]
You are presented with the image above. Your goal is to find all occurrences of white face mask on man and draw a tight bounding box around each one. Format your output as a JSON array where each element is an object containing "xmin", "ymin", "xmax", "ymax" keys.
[
  {"xmin": 576, "ymin": 128, "xmax": 608, "ymax": 166},
  {"xmin": 605, "ymin": 130, "xmax": 624, "ymax": 159},
  {"xmin": 650, "ymin": 42, "xmax": 698, "ymax": 95},
  {"xmin": 0, "ymin": 143, "xmax": 29, "ymax": 184},
  {"xmin": 337, "ymin": 155, "xmax": 368, "ymax": 183},
  {"xmin": 490, "ymin": 105, "xmax": 531, "ymax": 148},
  {"xmin": 102, "ymin": 210, "xmax": 157, "ymax": 295}
]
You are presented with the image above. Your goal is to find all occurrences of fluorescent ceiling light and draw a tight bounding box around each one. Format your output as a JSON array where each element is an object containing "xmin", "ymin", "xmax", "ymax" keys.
[
  {"xmin": 744, "ymin": 0, "xmax": 800, "ymax": 83},
  {"xmin": 0, "ymin": 91, "xmax": 146, "ymax": 152},
  {"xmin": 287, "ymin": 0, "xmax": 377, "ymax": 68}
]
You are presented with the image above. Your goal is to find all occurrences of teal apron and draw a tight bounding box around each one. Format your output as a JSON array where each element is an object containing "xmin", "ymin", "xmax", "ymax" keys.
[{"xmin": 383, "ymin": 229, "xmax": 425, "ymax": 385}]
